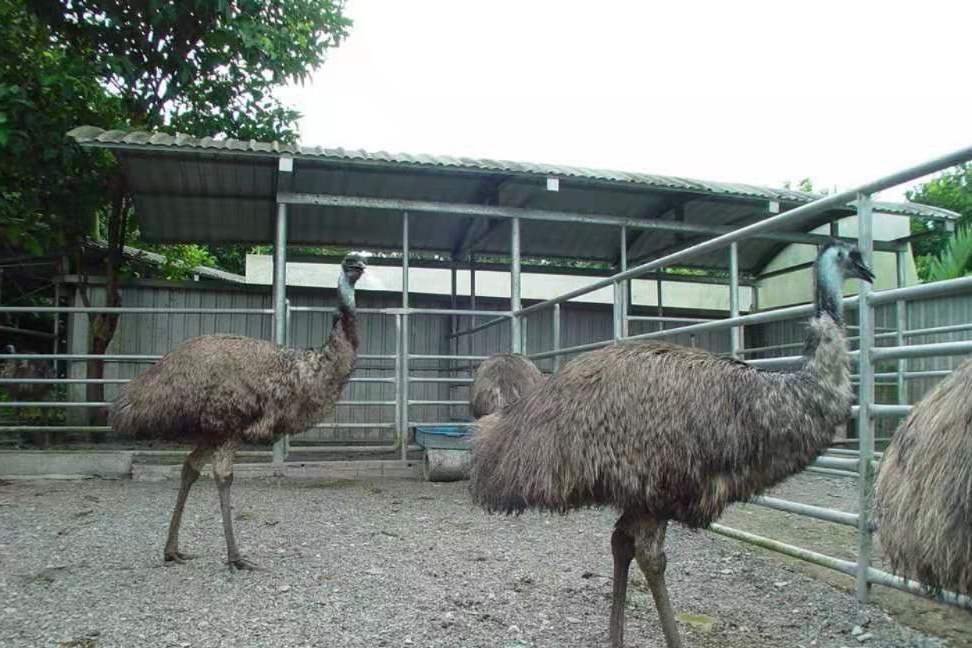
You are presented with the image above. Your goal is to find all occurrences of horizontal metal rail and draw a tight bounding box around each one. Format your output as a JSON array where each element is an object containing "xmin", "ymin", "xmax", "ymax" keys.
[
  {"xmin": 278, "ymin": 192, "xmax": 906, "ymax": 251},
  {"xmin": 408, "ymin": 421, "xmax": 476, "ymax": 427},
  {"xmin": 871, "ymin": 340, "xmax": 972, "ymax": 362},
  {"xmin": 309, "ymin": 422, "xmax": 396, "ymax": 429},
  {"xmin": 446, "ymin": 313, "xmax": 513, "ymax": 339},
  {"xmin": 710, "ymin": 524, "xmax": 972, "ymax": 610},
  {"xmin": 408, "ymin": 354, "xmax": 488, "ymax": 361},
  {"xmin": 334, "ymin": 401, "xmax": 396, "ymax": 406},
  {"xmin": 0, "ymin": 306, "xmax": 273, "ymax": 314},
  {"xmin": 407, "ymin": 377, "xmax": 474, "ymax": 384},
  {"xmin": 868, "ymin": 275, "xmax": 972, "ymax": 306},
  {"xmin": 750, "ymin": 495, "xmax": 858, "ymax": 527},
  {"xmin": 869, "ymin": 404, "xmax": 912, "ymax": 417},
  {"xmin": 0, "ymin": 376, "xmax": 396, "ymax": 385},
  {"xmin": 901, "ymin": 321, "xmax": 972, "ymax": 338},
  {"xmin": 408, "ymin": 400, "xmax": 470, "ymax": 406},
  {"xmin": 0, "ymin": 378, "xmax": 128, "ymax": 384},
  {"xmin": 812, "ymin": 456, "xmax": 859, "ymax": 471},
  {"xmin": 627, "ymin": 315, "xmax": 715, "ymax": 323},
  {"xmin": 710, "ymin": 523, "xmax": 858, "ymax": 576},
  {"xmin": 0, "ymin": 425, "xmax": 111, "ymax": 432},
  {"xmin": 3, "ymin": 353, "xmax": 397, "ymax": 362},
  {"xmin": 807, "ymin": 467, "xmax": 856, "ymax": 479},
  {"xmin": 1, "ymin": 402, "xmax": 110, "ymax": 407}
]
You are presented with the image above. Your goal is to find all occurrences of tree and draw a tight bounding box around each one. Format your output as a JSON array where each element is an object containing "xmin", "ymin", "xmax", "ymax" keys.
[
  {"xmin": 23, "ymin": 0, "xmax": 351, "ymax": 420},
  {"xmin": 0, "ymin": 0, "xmax": 121, "ymax": 256},
  {"xmin": 907, "ymin": 163, "xmax": 972, "ymax": 280}
]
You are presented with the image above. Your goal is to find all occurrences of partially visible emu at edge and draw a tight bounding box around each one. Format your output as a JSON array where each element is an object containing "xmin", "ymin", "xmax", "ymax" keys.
[
  {"xmin": 874, "ymin": 356, "xmax": 972, "ymax": 595},
  {"xmin": 469, "ymin": 241, "xmax": 874, "ymax": 648},
  {"xmin": 470, "ymin": 353, "xmax": 546, "ymax": 418},
  {"xmin": 110, "ymin": 255, "xmax": 366, "ymax": 570}
]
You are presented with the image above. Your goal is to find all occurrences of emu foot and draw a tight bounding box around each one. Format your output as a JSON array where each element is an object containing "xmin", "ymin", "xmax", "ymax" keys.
[
  {"xmin": 227, "ymin": 556, "xmax": 262, "ymax": 571},
  {"xmin": 163, "ymin": 551, "xmax": 196, "ymax": 564}
]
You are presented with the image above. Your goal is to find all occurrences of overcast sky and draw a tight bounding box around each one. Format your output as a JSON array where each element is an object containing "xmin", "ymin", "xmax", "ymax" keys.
[{"xmin": 278, "ymin": 0, "xmax": 972, "ymax": 203}]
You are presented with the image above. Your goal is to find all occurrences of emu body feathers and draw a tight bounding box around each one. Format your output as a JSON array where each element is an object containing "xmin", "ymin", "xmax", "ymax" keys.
[
  {"xmin": 470, "ymin": 316, "xmax": 852, "ymax": 527},
  {"xmin": 875, "ymin": 356, "xmax": 972, "ymax": 595}
]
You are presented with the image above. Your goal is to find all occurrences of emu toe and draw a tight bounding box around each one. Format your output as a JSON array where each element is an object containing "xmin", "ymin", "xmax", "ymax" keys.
[
  {"xmin": 227, "ymin": 556, "xmax": 263, "ymax": 571},
  {"xmin": 163, "ymin": 551, "xmax": 196, "ymax": 564}
]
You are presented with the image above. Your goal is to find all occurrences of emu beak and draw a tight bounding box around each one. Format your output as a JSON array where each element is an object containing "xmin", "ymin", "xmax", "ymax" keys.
[{"xmin": 851, "ymin": 259, "xmax": 875, "ymax": 283}]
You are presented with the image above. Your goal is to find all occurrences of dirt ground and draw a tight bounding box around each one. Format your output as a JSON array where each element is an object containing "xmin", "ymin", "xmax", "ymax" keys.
[{"xmin": 0, "ymin": 472, "xmax": 968, "ymax": 648}]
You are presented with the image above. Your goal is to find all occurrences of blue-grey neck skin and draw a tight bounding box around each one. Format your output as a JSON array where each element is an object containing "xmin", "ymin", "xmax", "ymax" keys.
[
  {"xmin": 337, "ymin": 272, "xmax": 356, "ymax": 313},
  {"xmin": 814, "ymin": 249, "xmax": 844, "ymax": 326}
]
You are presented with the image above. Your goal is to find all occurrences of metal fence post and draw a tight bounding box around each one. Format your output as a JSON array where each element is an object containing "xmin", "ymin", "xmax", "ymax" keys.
[
  {"xmin": 895, "ymin": 246, "xmax": 908, "ymax": 406},
  {"xmin": 272, "ymin": 201, "xmax": 288, "ymax": 467},
  {"xmin": 729, "ymin": 242, "xmax": 741, "ymax": 358},
  {"xmin": 613, "ymin": 226, "xmax": 628, "ymax": 340},
  {"xmin": 395, "ymin": 312, "xmax": 404, "ymax": 462},
  {"xmin": 855, "ymin": 193, "xmax": 875, "ymax": 602},
  {"xmin": 510, "ymin": 216, "xmax": 522, "ymax": 353},
  {"xmin": 552, "ymin": 302, "xmax": 561, "ymax": 372},
  {"xmin": 401, "ymin": 212, "xmax": 410, "ymax": 451}
]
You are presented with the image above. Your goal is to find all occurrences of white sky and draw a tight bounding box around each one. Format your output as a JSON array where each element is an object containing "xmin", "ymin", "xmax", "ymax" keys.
[{"xmin": 278, "ymin": 0, "xmax": 972, "ymax": 203}]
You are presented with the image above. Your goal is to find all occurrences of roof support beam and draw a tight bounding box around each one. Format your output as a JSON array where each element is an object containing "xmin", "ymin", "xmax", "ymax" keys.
[{"xmin": 278, "ymin": 191, "xmax": 900, "ymax": 253}]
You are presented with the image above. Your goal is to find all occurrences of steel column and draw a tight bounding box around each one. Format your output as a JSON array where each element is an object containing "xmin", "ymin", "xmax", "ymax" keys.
[
  {"xmin": 401, "ymin": 212, "xmax": 410, "ymax": 456},
  {"xmin": 729, "ymin": 242, "xmax": 741, "ymax": 358},
  {"xmin": 272, "ymin": 202, "xmax": 288, "ymax": 466},
  {"xmin": 613, "ymin": 226, "xmax": 628, "ymax": 340},
  {"xmin": 395, "ymin": 313, "xmax": 404, "ymax": 462},
  {"xmin": 510, "ymin": 217, "xmax": 522, "ymax": 353},
  {"xmin": 855, "ymin": 193, "xmax": 875, "ymax": 603},
  {"xmin": 895, "ymin": 247, "xmax": 908, "ymax": 406},
  {"xmin": 552, "ymin": 303, "xmax": 561, "ymax": 372}
]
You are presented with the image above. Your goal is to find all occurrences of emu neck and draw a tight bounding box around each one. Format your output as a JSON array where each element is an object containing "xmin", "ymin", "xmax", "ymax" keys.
[
  {"xmin": 803, "ymin": 314, "xmax": 850, "ymax": 390},
  {"xmin": 814, "ymin": 263, "xmax": 844, "ymax": 325}
]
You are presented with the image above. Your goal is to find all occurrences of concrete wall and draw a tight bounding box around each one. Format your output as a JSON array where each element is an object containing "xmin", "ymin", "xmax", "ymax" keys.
[
  {"xmin": 757, "ymin": 212, "xmax": 919, "ymax": 310},
  {"xmin": 245, "ymin": 255, "xmax": 756, "ymax": 313}
]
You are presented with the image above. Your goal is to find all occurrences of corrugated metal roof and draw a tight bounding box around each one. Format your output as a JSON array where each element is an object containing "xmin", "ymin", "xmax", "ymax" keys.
[{"xmin": 68, "ymin": 126, "xmax": 957, "ymax": 221}]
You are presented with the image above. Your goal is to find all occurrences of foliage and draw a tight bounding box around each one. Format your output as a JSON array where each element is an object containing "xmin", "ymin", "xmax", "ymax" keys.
[
  {"xmin": 782, "ymin": 178, "xmax": 830, "ymax": 195},
  {"xmin": 0, "ymin": 0, "xmax": 121, "ymax": 255},
  {"xmin": 139, "ymin": 244, "xmax": 221, "ymax": 281},
  {"xmin": 921, "ymin": 224, "xmax": 972, "ymax": 282},
  {"xmin": 907, "ymin": 164, "xmax": 972, "ymax": 279},
  {"xmin": 29, "ymin": 0, "xmax": 351, "ymax": 140}
]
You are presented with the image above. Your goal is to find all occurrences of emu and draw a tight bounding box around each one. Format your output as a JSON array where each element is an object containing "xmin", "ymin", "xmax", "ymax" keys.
[
  {"xmin": 110, "ymin": 254, "xmax": 366, "ymax": 570},
  {"xmin": 874, "ymin": 356, "xmax": 972, "ymax": 595},
  {"xmin": 469, "ymin": 241, "xmax": 874, "ymax": 648},
  {"xmin": 470, "ymin": 353, "xmax": 546, "ymax": 418}
]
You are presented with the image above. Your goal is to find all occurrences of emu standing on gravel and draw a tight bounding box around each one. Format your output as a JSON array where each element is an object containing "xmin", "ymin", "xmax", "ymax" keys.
[
  {"xmin": 469, "ymin": 241, "xmax": 874, "ymax": 648},
  {"xmin": 470, "ymin": 353, "xmax": 546, "ymax": 418},
  {"xmin": 874, "ymin": 356, "xmax": 972, "ymax": 595},
  {"xmin": 111, "ymin": 255, "xmax": 366, "ymax": 570}
]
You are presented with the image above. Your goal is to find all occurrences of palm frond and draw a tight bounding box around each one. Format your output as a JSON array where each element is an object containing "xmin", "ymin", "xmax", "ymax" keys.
[{"xmin": 926, "ymin": 224, "xmax": 972, "ymax": 282}]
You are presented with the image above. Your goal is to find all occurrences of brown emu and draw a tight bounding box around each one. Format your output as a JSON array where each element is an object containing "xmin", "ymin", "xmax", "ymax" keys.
[
  {"xmin": 470, "ymin": 353, "xmax": 546, "ymax": 418},
  {"xmin": 110, "ymin": 254, "xmax": 366, "ymax": 570},
  {"xmin": 874, "ymin": 356, "xmax": 972, "ymax": 595},
  {"xmin": 469, "ymin": 241, "xmax": 874, "ymax": 648}
]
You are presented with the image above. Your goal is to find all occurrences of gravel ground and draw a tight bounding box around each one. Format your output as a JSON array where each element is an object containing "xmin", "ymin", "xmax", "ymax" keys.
[{"xmin": 0, "ymin": 473, "xmax": 961, "ymax": 648}]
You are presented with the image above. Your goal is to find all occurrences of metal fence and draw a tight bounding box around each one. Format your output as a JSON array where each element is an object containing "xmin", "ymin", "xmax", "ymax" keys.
[
  {"xmin": 3, "ymin": 144, "xmax": 972, "ymax": 611},
  {"xmin": 439, "ymin": 144, "xmax": 972, "ymax": 610}
]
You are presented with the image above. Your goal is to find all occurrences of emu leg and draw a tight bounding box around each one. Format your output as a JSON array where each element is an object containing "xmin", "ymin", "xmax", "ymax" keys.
[
  {"xmin": 163, "ymin": 446, "xmax": 212, "ymax": 563},
  {"xmin": 213, "ymin": 439, "xmax": 259, "ymax": 570},
  {"xmin": 609, "ymin": 522, "xmax": 636, "ymax": 647},
  {"xmin": 635, "ymin": 520, "xmax": 682, "ymax": 648}
]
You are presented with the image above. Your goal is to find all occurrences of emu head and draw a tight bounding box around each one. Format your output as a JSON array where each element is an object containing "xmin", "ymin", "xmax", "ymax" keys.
[
  {"xmin": 814, "ymin": 240, "xmax": 875, "ymax": 323},
  {"xmin": 341, "ymin": 254, "xmax": 367, "ymax": 286},
  {"xmin": 817, "ymin": 240, "xmax": 875, "ymax": 285}
]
